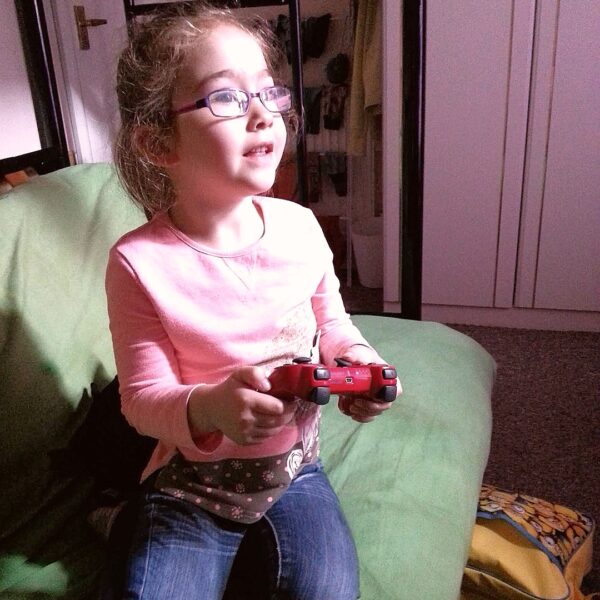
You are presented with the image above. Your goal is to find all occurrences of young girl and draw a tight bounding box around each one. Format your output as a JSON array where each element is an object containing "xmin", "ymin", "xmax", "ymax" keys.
[{"xmin": 106, "ymin": 3, "xmax": 398, "ymax": 599}]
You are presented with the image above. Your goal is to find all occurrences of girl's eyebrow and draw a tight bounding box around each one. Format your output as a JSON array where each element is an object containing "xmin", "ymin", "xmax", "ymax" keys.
[{"xmin": 193, "ymin": 68, "xmax": 272, "ymax": 92}]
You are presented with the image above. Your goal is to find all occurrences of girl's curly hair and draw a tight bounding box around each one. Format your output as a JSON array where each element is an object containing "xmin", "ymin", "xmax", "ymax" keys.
[{"xmin": 114, "ymin": 1, "xmax": 294, "ymax": 216}]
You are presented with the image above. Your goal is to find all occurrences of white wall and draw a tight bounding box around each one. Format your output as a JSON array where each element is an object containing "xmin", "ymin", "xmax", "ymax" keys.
[{"xmin": 0, "ymin": 0, "xmax": 41, "ymax": 160}]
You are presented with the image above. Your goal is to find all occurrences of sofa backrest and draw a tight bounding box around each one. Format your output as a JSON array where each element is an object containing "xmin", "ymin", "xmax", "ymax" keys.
[{"xmin": 0, "ymin": 163, "xmax": 145, "ymax": 560}]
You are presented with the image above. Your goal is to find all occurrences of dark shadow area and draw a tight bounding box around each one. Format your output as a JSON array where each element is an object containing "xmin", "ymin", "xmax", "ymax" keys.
[{"xmin": 0, "ymin": 310, "xmax": 108, "ymax": 599}]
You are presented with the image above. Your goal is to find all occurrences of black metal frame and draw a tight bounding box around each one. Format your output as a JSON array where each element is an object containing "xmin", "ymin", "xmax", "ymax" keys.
[
  {"xmin": 400, "ymin": 0, "xmax": 426, "ymax": 320},
  {"xmin": 121, "ymin": 0, "xmax": 425, "ymax": 320},
  {"xmin": 0, "ymin": 0, "xmax": 69, "ymax": 176}
]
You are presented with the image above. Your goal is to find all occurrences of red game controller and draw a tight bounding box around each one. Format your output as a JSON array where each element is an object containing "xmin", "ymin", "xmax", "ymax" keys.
[{"xmin": 268, "ymin": 357, "xmax": 398, "ymax": 405}]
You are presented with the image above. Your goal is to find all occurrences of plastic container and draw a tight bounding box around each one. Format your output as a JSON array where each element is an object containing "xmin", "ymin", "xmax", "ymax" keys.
[{"xmin": 351, "ymin": 217, "xmax": 383, "ymax": 288}]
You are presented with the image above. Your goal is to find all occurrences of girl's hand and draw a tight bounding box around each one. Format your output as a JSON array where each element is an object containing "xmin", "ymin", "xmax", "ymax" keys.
[
  {"xmin": 336, "ymin": 345, "xmax": 400, "ymax": 423},
  {"xmin": 187, "ymin": 366, "xmax": 297, "ymax": 445}
]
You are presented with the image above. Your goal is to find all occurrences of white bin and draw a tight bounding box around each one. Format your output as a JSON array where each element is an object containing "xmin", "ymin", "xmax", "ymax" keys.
[{"xmin": 351, "ymin": 217, "xmax": 383, "ymax": 288}]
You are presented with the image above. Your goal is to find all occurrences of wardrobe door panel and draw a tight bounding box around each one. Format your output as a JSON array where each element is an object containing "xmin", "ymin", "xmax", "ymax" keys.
[
  {"xmin": 422, "ymin": 1, "xmax": 513, "ymax": 307},
  {"xmin": 532, "ymin": 3, "xmax": 600, "ymax": 311}
]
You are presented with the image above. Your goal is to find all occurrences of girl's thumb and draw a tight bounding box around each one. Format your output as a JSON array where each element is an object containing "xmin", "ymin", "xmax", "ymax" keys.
[{"xmin": 234, "ymin": 365, "xmax": 271, "ymax": 392}]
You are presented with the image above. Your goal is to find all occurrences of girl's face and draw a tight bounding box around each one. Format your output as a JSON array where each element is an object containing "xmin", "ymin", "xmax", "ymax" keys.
[{"xmin": 168, "ymin": 24, "xmax": 288, "ymax": 206}]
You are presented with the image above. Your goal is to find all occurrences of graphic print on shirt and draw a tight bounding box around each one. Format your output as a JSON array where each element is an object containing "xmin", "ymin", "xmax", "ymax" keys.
[
  {"xmin": 259, "ymin": 298, "xmax": 321, "ymax": 454},
  {"xmin": 259, "ymin": 299, "xmax": 318, "ymax": 372},
  {"xmin": 155, "ymin": 440, "xmax": 317, "ymax": 524},
  {"xmin": 285, "ymin": 448, "xmax": 304, "ymax": 479}
]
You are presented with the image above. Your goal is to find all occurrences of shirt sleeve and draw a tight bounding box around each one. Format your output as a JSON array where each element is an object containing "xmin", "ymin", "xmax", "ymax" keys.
[
  {"xmin": 307, "ymin": 215, "xmax": 374, "ymax": 365},
  {"xmin": 105, "ymin": 246, "xmax": 222, "ymax": 453}
]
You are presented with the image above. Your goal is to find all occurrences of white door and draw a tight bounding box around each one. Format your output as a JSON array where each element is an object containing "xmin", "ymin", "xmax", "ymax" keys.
[{"xmin": 48, "ymin": 0, "xmax": 127, "ymax": 163}]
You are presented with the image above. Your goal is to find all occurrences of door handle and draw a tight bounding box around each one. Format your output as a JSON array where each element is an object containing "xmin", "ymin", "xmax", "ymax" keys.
[{"xmin": 74, "ymin": 5, "xmax": 108, "ymax": 50}]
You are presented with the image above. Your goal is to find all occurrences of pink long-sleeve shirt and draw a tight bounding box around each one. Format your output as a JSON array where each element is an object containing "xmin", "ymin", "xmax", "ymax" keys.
[{"xmin": 105, "ymin": 196, "xmax": 371, "ymax": 522}]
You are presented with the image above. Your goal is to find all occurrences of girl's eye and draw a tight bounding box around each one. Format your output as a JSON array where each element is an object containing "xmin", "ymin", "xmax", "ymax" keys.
[
  {"xmin": 209, "ymin": 89, "xmax": 248, "ymax": 117},
  {"xmin": 213, "ymin": 90, "xmax": 240, "ymax": 103}
]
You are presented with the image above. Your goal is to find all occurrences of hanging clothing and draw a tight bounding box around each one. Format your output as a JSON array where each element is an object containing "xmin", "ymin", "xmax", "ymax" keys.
[{"xmin": 347, "ymin": 0, "xmax": 382, "ymax": 156}]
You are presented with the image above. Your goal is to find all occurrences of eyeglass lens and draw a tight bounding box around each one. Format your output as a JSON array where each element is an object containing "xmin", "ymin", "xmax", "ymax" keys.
[
  {"xmin": 209, "ymin": 87, "xmax": 291, "ymax": 117},
  {"xmin": 261, "ymin": 87, "xmax": 292, "ymax": 113},
  {"xmin": 210, "ymin": 90, "xmax": 247, "ymax": 117}
]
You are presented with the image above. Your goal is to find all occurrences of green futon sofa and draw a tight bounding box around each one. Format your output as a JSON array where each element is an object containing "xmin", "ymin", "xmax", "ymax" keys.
[{"xmin": 0, "ymin": 164, "xmax": 494, "ymax": 599}]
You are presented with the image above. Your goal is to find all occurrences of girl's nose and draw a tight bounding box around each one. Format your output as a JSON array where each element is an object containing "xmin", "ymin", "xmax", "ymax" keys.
[{"xmin": 247, "ymin": 97, "xmax": 273, "ymax": 130}]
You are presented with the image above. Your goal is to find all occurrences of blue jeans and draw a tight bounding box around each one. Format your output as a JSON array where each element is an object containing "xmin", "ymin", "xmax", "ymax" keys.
[{"xmin": 122, "ymin": 461, "xmax": 359, "ymax": 599}]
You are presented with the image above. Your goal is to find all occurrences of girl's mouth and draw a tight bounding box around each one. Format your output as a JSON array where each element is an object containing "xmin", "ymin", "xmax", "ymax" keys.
[{"xmin": 244, "ymin": 143, "xmax": 273, "ymax": 157}]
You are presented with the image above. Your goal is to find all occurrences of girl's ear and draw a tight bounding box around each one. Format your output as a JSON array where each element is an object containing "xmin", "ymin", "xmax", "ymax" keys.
[{"xmin": 132, "ymin": 126, "xmax": 179, "ymax": 167}]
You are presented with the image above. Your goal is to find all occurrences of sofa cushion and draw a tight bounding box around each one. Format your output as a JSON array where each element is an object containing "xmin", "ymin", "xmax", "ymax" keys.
[
  {"xmin": 0, "ymin": 164, "xmax": 494, "ymax": 599},
  {"xmin": 0, "ymin": 164, "xmax": 145, "ymax": 598},
  {"xmin": 321, "ymin": 315, "xmax": 494, "ymax": 599}
]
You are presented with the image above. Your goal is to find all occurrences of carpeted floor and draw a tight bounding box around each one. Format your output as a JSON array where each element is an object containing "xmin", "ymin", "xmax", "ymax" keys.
[{"xmin": 450, "ymin": 324, "xmax": 600, "ymax": 592}]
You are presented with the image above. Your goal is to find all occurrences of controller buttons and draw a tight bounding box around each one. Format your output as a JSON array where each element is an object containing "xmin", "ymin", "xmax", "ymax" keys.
[
  {"xmin": 382, "ymin": 367, "xmax": 397, "ymax": 380},
  {"xmin": 377, "ymin": 385, "xmax": 397, "ymax": 403},
  {"xmin": 314, "ymin": 368, "xmax": 330, "ymax": 380},
  {"xmin": 310, "ymin": 387, "xmax": 331, "ymax": 405},
  {"xmin": 293, "ymin": 357, "xmax": 312, "ymax": 364},
  {"xmin": 334, "ymin": 357, "xmax": 353, "ymax": 367}
]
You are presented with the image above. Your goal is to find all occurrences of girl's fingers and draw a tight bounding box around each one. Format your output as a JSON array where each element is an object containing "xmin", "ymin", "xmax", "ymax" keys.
[
  {"xmin": 340, "ymin": 396, "xmax": 391, "ymax": 419},
  {"xmin": 254, "ymin": 415, "xmax": 286, "ymax": 429},
  {"xmin": 255, "ymin": 398, "xmax": 297, "ymax": 425},
  {"xmin": 251, "ymin": 425, "xmax": 286, "ymax": 439},
  {"xmin": 231, "ymin": 365, "xmax": 271, "ymax": 392}
]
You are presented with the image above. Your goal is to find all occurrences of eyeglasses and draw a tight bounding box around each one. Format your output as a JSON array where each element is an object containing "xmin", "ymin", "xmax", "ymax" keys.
[{"xmin": 173, "ymin": 85, "xmax": 293, "ymax": 117}]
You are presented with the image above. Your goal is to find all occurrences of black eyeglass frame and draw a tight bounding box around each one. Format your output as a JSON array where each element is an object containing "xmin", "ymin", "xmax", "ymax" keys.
[{"xmin": 173, "ymin": 85, "xmax": 292, "ymax": 117}]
